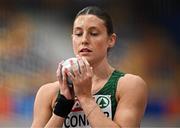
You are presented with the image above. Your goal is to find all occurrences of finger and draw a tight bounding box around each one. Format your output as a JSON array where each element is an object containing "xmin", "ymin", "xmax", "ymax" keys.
[
  {"xmin": 61, "ymin": 68, "xmax": 68, "ymax": 90},
  {"xmin": 63, "ymin": 68, "xmax": 68, "ymax": 84},
  {"xmin": 82, "ymin": 57, "xmax": 89, "ymax": 73},
  {"xmin": 56, "ymin": 63, "xmax": 61, "ymax": 79},
  {"xmin": 70, "ymin": 59, "xmax": 79, "ymax": 77},
  {"xmin": 66, "ymin": 70, "xmax": 75, "ymax": 83},
  {"xmin": 77, "ymin": 56, "xmax": 86, "ymax": 74},
  {"xmin": 56, "ymin": 61, "xmax": 64, "ymax": 81},
  {"xmin": 82, "ymin": 57, "xmax": 93, "ymax": 75},
  {"xmin": 89, "ymin": 66, "xmax": 93, "ymax": 75},
  {"xmin": 82, "ymin": 57, "xmax": 89, "ymax": 66}
]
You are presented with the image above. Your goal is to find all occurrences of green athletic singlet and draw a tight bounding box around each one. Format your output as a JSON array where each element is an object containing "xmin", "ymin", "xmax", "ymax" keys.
[
  {"xmin": 95, "ymin": 70, "xmax": 125, "ymax": 118},
  {"xmin": 63, "ymin": 70, "xmax": 125, "ymax": 128}
]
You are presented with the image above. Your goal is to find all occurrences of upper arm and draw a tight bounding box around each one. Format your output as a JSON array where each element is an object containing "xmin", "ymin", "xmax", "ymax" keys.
[
  {"xmin": 113, "ymin": 75, "xmax": 148, "ymax": 127},
  {"xmin": 31, "ymin": 83, "xmax": 57, "ymax": 128}
]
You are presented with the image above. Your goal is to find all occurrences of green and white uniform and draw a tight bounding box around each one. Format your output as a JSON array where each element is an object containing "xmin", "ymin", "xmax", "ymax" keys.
[{"xmin": 63, "ymin": 70, "xmax": 125, "ymax": 128}]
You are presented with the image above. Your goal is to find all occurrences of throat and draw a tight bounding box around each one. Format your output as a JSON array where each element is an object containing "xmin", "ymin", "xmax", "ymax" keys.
[
  {"xmin": 91, "ymin": 71, "xmax": 113, "ymax": 95},
  {"xmin": 91, "ymin": 66, "xmax": 115, "ymax": 95},
  {"xmin": 91, "ymin": 80, "xmax": 107, "ymax": 95}
]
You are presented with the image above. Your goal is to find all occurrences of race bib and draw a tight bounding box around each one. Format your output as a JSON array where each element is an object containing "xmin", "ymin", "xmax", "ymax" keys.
[{"xmin": 63, "ymin": 95, "xmax": 112, "ymax": 128}]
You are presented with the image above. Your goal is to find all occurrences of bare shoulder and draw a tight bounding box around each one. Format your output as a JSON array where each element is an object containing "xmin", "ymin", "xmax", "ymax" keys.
[
  {"xmin": 38, "ymin": 81, "xmax": 59, "ymax": 94},
  {"xmin": 35, "ymin": 81, "xmax": 59, "ymax": 108},
  {"xmin": 117, "ymin": 73, "xmax": 148, "ymax": 98},
  {"xmin": 32, "ymin": 82, "xmax": 60, "ymax": 127},
  {"xmin": 114, "ymin": 75, "xmax": 148, "ymax": 126},
  {"xmin": 121, "ymin": 73, "xmax": 147, "ymax": 87}
]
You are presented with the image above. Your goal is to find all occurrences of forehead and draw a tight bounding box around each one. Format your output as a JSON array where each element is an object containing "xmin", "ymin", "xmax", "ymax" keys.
[{"xmin": 73, "ymin": 14, "xmax": 106, "ymax": 29}]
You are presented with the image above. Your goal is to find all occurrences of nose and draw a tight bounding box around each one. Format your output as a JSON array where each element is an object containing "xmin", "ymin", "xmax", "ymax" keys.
[{"xmin": 81, "ymin": 33, "xmax": 89, "ymax": 45}]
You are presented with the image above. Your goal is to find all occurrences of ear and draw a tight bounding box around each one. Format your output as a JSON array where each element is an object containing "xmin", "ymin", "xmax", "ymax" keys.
[{"xmin": 108, "ymin": 33, "xmax": 117, "ymax": 48}]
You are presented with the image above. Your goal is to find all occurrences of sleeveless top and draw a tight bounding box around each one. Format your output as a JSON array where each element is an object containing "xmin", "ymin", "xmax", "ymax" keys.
[{"xmin": 62, "ymin": 70, "xmax": 125, "ymax": 128}]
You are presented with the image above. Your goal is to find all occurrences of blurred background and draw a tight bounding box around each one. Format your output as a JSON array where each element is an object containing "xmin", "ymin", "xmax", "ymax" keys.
[{"xmin": 0, "ymin": 0, "xmax": 179, "ymax": 127}]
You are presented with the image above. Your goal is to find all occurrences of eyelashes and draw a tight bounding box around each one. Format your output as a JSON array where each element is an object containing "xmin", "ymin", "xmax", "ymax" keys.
[{"xmin": 74, "ymin": 32, "xmax": 99, "ymax": 37}]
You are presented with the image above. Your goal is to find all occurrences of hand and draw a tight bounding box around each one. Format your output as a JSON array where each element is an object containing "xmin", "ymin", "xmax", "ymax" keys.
[
  {"xmin": 66, "ymin": 55, "xmax": 93, "ymax": 99},
  {"xmin": 56, "ymin": 61, "xmax": 74, "ymax": 100}
]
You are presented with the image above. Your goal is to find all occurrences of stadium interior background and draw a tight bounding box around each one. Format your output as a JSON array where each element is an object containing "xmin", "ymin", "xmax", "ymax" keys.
[{"xmin": 0, "ymin": 0, "xmax": 179, "ymax": 127}]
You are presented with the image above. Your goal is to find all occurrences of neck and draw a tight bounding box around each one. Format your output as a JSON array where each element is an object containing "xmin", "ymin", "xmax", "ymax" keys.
[{"xmin": 91, "ymin": 58, "xmax": 114, "ymax": 82}]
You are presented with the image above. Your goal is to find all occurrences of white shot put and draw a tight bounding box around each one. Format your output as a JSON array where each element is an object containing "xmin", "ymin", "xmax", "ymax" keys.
[{"xmin": 62, "ymin": 57, "xmax": 80, "ymax": 87}]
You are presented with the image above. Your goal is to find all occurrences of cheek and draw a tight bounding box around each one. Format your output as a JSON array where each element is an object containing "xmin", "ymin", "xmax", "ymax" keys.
[
  {"xmin": 72, "ymin": 40, "xmax": 79, "ymax": 54},
  {"xmin": 96, "ymin": 39, "xmax": 109, "ymax": 51}
]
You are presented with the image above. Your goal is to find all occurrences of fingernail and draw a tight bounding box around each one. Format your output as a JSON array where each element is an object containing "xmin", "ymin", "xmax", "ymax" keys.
[
  {"xmin": 64, "ymin": 68, "xmax": 68, "ymax": 73},
  {"xmin": 69, "ymin": 60, "xmax": 73, "ymax": 65}
]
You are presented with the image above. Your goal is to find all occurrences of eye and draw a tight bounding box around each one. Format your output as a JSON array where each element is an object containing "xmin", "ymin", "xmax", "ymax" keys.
[
  {"xmin": 74, "ymin": 32, "xmax": 82, "ymax": 37},
  {"xmin": 90, "ymin": 32, "xmax": 98, "ymax": 36}
]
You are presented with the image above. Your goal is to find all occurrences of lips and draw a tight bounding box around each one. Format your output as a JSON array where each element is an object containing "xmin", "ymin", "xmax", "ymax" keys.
[{"xmin": 80, "ymin": 48, "xmax": 92, "ymax": 52}]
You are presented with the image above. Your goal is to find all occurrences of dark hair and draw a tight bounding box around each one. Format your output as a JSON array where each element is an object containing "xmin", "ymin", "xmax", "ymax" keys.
[{"xmin": 75, "ymin": 6, "xmax": 114, "ymax": 35}]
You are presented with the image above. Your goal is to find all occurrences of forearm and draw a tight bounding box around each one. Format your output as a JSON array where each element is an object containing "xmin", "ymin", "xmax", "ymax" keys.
[
  {"xmin": 44, "ymin": 94, "xmax": 74, "ymax": 127},
  {"xmin": 79, "ymin": 97, "xmax": 120, "ymax": 128},
  {"xmin": 44, "ymin": 114, "xmax": 64, "ymax": 128}
]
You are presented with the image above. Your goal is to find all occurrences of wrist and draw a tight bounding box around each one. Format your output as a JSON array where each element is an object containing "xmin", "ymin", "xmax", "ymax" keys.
[
  {"xmin": 53, "ymin": 94, "xmax": 74, "ymax": 118},
  {"xmin": 78, "ymin": 95, "xmax": 94, "ymax": 106},
  {"xmin": 77, "ymin": 96, "xmax": 98, "ymax": 118}
]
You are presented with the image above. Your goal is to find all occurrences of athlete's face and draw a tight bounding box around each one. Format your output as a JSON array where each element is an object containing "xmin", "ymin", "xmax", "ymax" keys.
[{"xmin": 72, "ymin": 14, "xmax": 116, "ymax": 64}]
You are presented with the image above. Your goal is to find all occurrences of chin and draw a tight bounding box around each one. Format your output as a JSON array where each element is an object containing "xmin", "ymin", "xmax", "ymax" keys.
[
  {"xmin": 78, "ymin": 53, "xmax": 94, "ymax": 63},
  {"xmin": 81, "ymin": 55, "xmax": 93, "ymax": 63}
]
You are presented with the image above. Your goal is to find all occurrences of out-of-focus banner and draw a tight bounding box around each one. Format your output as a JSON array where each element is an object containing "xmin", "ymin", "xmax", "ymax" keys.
[{"xmin": 0, "ymin": 0, "xmax": 179, "ymax": 127}]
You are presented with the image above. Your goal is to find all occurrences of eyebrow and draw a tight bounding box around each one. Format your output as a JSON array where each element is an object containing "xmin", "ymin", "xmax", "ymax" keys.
[
  {"xmin": 73, "ymin": 26, "xmax": 99, "ymax": 31},
  {"xmin": 73, "ymin": 27, "xmax": 82, "ymax": 30}
]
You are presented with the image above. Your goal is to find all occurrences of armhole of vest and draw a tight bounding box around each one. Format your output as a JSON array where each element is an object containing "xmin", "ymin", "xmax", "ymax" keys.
[
  {"xmin": 56, "ymin": 90, "xmax": 60, "ymax": 101},
  {"xmin": 53, "ymin": 90, "xmax": 60, "ymax": 110},
  {"xmin": 114, "ymin": 71, "xmax": 125, "ymax": 91},
  {"xmin": 112, "ymin": 71, "xmax": 125, "ymax": 119},
  {"xmin": 114, "ymin": 71, "xmax": 125, "ymax": 101}
]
